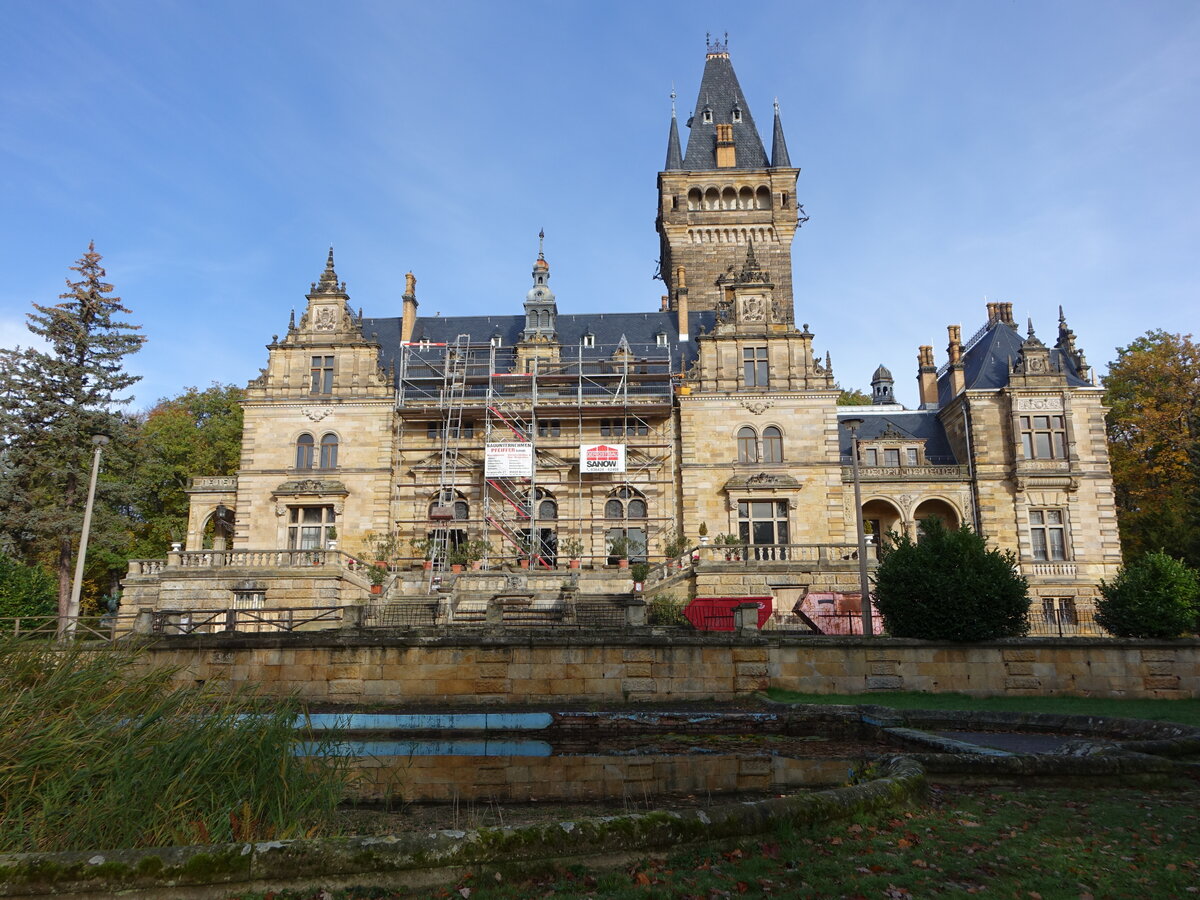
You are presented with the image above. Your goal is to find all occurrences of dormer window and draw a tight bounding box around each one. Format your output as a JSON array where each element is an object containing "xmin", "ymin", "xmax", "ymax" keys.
[
  {"xmin": 731, "ymin": 106, "xmax": 742, "ymax": 123},
  {"xmin": 582, "ymin": 333, "xmax": 595, "ymax": 349},
  {"xmin": 490, "ymin": 334, "xmax": 502, "ymax": 348},
  {"xmin": 655, "ymin": 331, "xmax": 668, "ymax": 347},
  {"xmin": 702, "ymin": 107, "xmax": 713, "ymax": 124}
]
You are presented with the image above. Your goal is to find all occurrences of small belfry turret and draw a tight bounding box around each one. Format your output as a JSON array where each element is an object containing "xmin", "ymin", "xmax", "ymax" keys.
[
  {"xmin": 521, "ymin": 230, "xmax": 558, "ymax": 342},
  {"xmin": 871, "ymin": 364, "xmax": 896, "ymax": 405},
  {"xmin": 657, "ymin": 35, "xmax": 802, "ymax": 320}
]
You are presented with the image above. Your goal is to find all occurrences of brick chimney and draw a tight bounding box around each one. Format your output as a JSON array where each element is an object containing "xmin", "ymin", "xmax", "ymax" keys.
[
  {"xmin": 401, "ymin": 272, "xmax": 418, "ymax": 344},
  {"xmin": 947, "ymin": 325, "xmax": 966, "ymax": 396},
  {"xmin": 917, "ymin": 345, "xmax": 938, "ymax": 408},
  {"xmin": 675, "ymin": 265, "xmax": 689, "ymax": 341}
]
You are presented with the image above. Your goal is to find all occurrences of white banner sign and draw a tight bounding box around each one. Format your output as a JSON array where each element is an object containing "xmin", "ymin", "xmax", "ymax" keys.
[
  {"xmin": 485, "ymin": 443, "xmax": 533, "ymax": 477},
  {"xmin": 580, "ymin": 443, "xmax": 626, "ymax": 473}
]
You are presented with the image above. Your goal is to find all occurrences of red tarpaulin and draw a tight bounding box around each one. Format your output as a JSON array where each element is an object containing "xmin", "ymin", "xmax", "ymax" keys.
[{"xmin": 684, "ymin": 596, "xmax": 773, "ymax": 631}]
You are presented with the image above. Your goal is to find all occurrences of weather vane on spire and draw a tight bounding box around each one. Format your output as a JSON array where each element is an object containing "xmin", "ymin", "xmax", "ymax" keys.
[{"xmin": 538, "ymin": 228, "xmax": 545, "ymax": 260}]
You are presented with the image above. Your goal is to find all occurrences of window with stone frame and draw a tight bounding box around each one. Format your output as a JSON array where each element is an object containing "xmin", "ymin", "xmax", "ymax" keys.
[
  {"xmin": 1029, "ymin": 509, "xmax": 1068, "ymax": 560},
  {"xmin": 287, "ymin": 505, "xmax": 336, "ymax": 550},
  {"xmin": 762, "ymin": 426, "xmax": 783, "ymax": 463},
  {"xmin": 737, "ymin": 499, "xmax": 790, "ymax": 557},
  {"xmin": 1020, "ymin": 414, "xmax": 1067, "ymax": 460},
  {"xmin": 232, "ymin": 589, "xmax": 265, "ymax": 609},
  {"xmin": 737, "ymin": 426, "xmax": 758, "ymax": 463},
  {"xmin": 309, "ymin": 355, "xmax": 334, "ymax": 394},
  {"xmin": 295, "ymin": 433, "xmax": 315, "ymax": 469},
  {"xmin": 743, "ymin": 347, "xmax": 769, "ymax": 388},
  {"xmin": 319, "ymin": 433, "xmax": 338, "ymax": 469}
]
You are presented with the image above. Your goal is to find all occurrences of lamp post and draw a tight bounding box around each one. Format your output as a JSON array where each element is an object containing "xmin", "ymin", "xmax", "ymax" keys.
[
  {"xmin": 840, "ymin": 418, "xmax": 873, "ymax": 636},
  {"xmin": 62, "ymin": 433, "xmax": 110, "ymax": 639}
]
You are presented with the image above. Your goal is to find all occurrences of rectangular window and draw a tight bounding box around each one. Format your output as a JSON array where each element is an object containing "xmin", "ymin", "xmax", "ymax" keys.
[
  {"xmin": 287, "ymin": 506, "xmax": 336, "ymax": 550},
  {"xmin": 428, "ymin": 421, "xmax": 474, "ymax": 439},
  {"xmin": 310, "ymin": 356, "xmax": 334, "ymax": 394},
  {"xmin": 743, "ymin": 347, "xmax": 769, "ymax": 388},
  {"xmin": 863, "ymin": 448, "xmax": 878, "ymax": 466},
  {"xmin": 1020, "ymin": 415, "xmax": 1067, "ymax": 460},
  {"xmin": 232, "ymin": 590, "xmax": 265, "ymax": 609},
  {"xmin": 906, "ymin": 448, "xmax": 919, "ymax": 466},
  {"xmin": 737, "ymin": 499, "xmax": 790, "ymax": 558},
  {"xmin": 1029, "ymin": 509, "xmax": 1067, "ymax": 560},
  {"xmin": 537, "ymin": 419, "xmax": 561, "ymax": 437},
  {"xmin": 883, "ymin": 449, "xmax": 901, "ymax": 467}
]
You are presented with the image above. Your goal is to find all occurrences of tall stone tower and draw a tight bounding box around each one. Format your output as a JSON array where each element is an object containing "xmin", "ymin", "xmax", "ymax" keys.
[{"xmin": 657, "ymin": 36, "xmax": 803, "ymax": 321}]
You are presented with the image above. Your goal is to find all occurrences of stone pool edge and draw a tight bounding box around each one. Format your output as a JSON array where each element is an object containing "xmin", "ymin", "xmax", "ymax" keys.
[{"xmin": 0, "ymin": 756, "xmax": 925, "ymax": 899}]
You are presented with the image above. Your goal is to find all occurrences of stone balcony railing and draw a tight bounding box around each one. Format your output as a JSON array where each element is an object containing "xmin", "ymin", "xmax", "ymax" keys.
[
  {"xmin": 1028, "ymin": 562, "xmax": 1079, "ymax": 579},
  {"xmin": 187, "ymin": 475, "xmax": 239, "ymax": 490},
  {"xmin": 841, "ymin": 464, "xmax": 970, "ymax": 482},
  {"xmin": 126, "ymin": 549, "xmax": 373, "ymax": 578}
]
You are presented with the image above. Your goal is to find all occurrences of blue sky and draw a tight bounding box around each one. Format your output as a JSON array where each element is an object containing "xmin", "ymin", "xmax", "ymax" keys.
[{"xmin": 2, "ymin": 0, "xmax": 1197, "ymax": 409}]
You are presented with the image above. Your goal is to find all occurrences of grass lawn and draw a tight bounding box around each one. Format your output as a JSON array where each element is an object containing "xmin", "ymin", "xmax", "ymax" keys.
[
  {"xmin": 234, "ymin": 782, "xmax": 1200, "ymax": 898},
  {"xmin": 763, "ymin": 688, "xmax": 1200, "ymax": 727}
]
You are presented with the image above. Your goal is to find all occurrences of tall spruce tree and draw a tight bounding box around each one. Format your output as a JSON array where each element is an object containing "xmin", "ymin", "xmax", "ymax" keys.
[{"xmin": 0, "ymin": 243, "xmax": 143, "ymax": 624}]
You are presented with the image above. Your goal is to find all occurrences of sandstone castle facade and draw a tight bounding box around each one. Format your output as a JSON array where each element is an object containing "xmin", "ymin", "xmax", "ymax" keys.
[{"xmin": 124, "ymin": 41, "xmax": 1121, "ymax": 630}]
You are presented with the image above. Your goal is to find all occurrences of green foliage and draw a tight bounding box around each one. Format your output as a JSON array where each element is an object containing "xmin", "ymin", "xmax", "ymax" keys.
[
  {"xmin": 647, "ymin": 592, "xmax": 687, "ymax": 625},
  {"xmin": 873, "ymin": 519, "xmax": 1030, "ymax": 640},
  {"xmin": 0, "ymin": 244, "xmax": 143, "ymax": 617},
  {"xmin": 558, "ymin": 536, "xmax": 585, "ymax": 560},
  {"xmin": 1096, "ymin": 551, "xmax": 1200, "ymax": 638},
  {"xmin": 0, "ymin": 554, "xmax": 55, "ymax": 618},
  {"xmin": 606, "ymin": 533, "xmax": 631, "ymax": 560},
  {"xmin": 630, "ymin": 561, "xmax": 651, "ymax": 583},
  {"xmin": 836, "ymin": 384, "xmax": 871, "ymax": 406},
  {"xmin": 1103, "ymin": 330, "xmax": 1200, "ymax": 568},
  {"xmin": 0, "ymin": 635, "xmax": 347, "ymax": 852},
  {"xmin": 659, "ymin": 527, "xmax": 689, "ymax": 559},
  {"xmin": 127, "ymin": 383, "xmax": 244, "ymax": 558}
]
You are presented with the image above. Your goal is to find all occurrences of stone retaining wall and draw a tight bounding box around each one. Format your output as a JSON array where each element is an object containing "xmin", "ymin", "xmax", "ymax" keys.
[{"xmin": 134, "ymin": 630, "xmax": 1200, "ymax": 700}]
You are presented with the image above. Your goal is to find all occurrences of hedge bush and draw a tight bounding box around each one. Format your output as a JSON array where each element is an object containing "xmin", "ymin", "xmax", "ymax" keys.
[
  {"xmin": 873, "ymin": 519, "xmax": 1030, "ymax": 640},
  {"xmin": 1096, "ymin": 551, "xmax": 1199, "ymax": 638},
  {"xmin": 0, "ymin": 553, "xmax": 56, "ymax": 619}
]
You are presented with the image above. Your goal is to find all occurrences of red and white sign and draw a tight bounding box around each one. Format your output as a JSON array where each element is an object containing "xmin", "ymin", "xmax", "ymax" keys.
[
  {"xmin": 580, "ymin": 443, "xmax": 626, "ymax": 473},
  {"xmin": 485, "ymin": 443, "xmax": 533, "ymax": 477}
]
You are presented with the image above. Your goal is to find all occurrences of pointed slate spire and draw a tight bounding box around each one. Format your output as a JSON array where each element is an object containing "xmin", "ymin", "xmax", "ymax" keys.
[
  {"xmin": 770, "ymin": 98, "xmax": 791, "ymax": 168},
  {"xmin": 682, "ymin": 39, "xmax": 769, "ymax": 169},
  {"xmin": 665, "ymin": 88, "xmax": 684, "ymax": 170}
]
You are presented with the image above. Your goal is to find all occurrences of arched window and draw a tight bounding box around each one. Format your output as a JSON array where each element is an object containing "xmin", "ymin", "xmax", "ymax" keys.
[
  {"xmin": 295, "ymin": 433, "xmax": 314, "ymax": 469},
  {"xmin": 539, "ymin": 499, "xmax": 557, "ymax": 519},
  {"xmin": 737, "ymin": 426, "xmax": 758, "ymax": 463},
  {"xmin": 319, "ymin": 433, "xmax": 338, "ymax": 469},
  {"xmin": 605, "ymin": 499, "xmax": 624, "ymax": 519},
  {"xmin": 738, "ymin": 186, "xmax": 753, "ymax": 209},
  {"xmin": 453, "ymin": 500, "xmax": 469, "ymax": 520},
  {"xmin": 721, "ymin": 186, "xmax": 737, "ymax": 210},
  {"xmin": 687, "ymin": 188, "xmax": 701, "ymax": 210},
  {"xmin": 756, "ymin": 185, "xmax": 771, "ymax": 209},
  {"xmin": 762, "ymin": 426, "xmax": 783, "ymax": 463},
  {"xmin": 627, "ymin": 498, "xmax": 647, "ymax": 518}
]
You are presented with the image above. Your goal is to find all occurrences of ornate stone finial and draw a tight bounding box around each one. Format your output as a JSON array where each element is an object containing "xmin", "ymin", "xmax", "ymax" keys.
[
  {"xmin": 774, "ymin": 97, "xmax": 780, "ymax": 115},
  {"xmin": 312, "ymin": 246, "xmax": 343, "ymax": 295},
  {"xmin": 288, "ymin": 309, "xmax": 295, "ymax": 330},
  {"xmin": 1027, "ymin": 317, "xmax": 1036, "ymax": 339},
  {"xmin": 825, "ymin": 351, "xmax": 833, "ymax": 375},
  {"xmin": 538, "ymin": 228, "xmax": 545, "ymax": 261}
]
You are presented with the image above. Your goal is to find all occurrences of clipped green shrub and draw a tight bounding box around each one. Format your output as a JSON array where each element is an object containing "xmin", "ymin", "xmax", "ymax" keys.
[
  {"xmin": 0, "ymin": 636, "xmax": 349, "ymax": 852},
  {"xmin": 873, "ymin": 519, "xmax": 1030, "ymax": 640},
  {"xmin": 0, "ymin": 553, "xmax": 56, "ymax": 619},
  {"xmin": 1096, "ymin": 551, "xmax": 1199, "ymax": 638},
  {"xmin": 647, "ymin": 591, "xmax": 688, "ymax": 625}
]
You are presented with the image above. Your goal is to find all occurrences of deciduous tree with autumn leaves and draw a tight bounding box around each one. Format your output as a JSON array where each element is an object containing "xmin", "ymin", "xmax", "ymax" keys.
[{"xmin": 1103, "ymin": 330, "xmax": 1200, "ymax": 568}]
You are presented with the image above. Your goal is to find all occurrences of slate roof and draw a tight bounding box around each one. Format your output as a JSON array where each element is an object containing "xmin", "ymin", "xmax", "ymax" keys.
[
  {"xmin": 835, "ymin": 411, "xmax": 958, "ymax": 465},
  {"xmin": 665, "ymin": 112, "xmax": 684, "ymax": 170},
  {"xmin": 362, "ymin": 310, "xmax": 717, "ymax": 374},
  {"xmin": 683, "ymin": 53, "xmax": 770, "ymax": 170},
  {"xmin": 770, "ymin": 106, "xmax": 792, "ymax": 168},
  {"xmin": 937, "ymin": 320, "xmax": 1091, "ymax": 406}
]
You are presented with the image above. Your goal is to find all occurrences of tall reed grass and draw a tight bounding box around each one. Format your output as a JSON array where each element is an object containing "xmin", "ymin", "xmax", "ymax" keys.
[{"xmin": 0, "ymin": 635, "xmax": 349, "ymax": 852}]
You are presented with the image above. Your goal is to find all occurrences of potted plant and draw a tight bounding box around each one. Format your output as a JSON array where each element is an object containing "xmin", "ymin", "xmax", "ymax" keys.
[
  {"xmin": 447, "ymin": 548, "xmax": 468, "ymax": 573},
  {"xmin": 607, "ymin": 534, "xmax": 631, "ymax": 568},
  {"xmin": 661, "ymin": 527, "xmax": 688, "ymax": 567},
  {"xmin": 630, "ymin": 561, "xmax": 651, "ymax": 592},
  {"xmin": 367, "ymin": 563, "xmax": 387, "ymax": 594},
  {"xmin": 462, "ymin": 538, "xmax": 491, "ymax": 570},
  {"xmin": 513, "ymin": 533, "xmax": 533, "ymax": 568},
  {"xmin": 409, "ymin": 536, "xmax": 435, "ymax": 570},
  {"xmin": 698, "ymin": 522, "xmax": 709, "ymax": 546},
  {"xmin": 559, "ymin": 536, "xmax": 585, "ymax": 569},
  {"xmin": 716, "ymin": 533, "xmax": 744, "ymax": 561}
]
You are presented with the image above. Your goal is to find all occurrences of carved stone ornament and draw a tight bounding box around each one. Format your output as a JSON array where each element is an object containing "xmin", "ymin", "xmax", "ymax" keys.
[
  {"xmin": 898, "ymin": 493, "xmax": 914, "ymax": 516},
  {"xmin": 314, "ymin": 307, "xmax": 337, "ymax": 331},
  {"xmin": 1015, "ymin": 396, "xmax": 1064, "ymax": 412},
  {"xmin": 740, "ymin": 398, "xmax": 774, "ymax": 415},
  {"xmin": 303, "ymin": 406, "xmax": 334, "ymax": 422},
  {"xmin": 741, "ymin": 296, "xmax": 766, "ymax": 322}
]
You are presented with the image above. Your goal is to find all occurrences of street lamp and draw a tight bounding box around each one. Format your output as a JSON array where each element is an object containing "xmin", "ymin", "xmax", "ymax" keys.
[
  {"xmin": 62, "ymin": 433, "xmax": 110, "ymax": 639},
  {"xmin": 840, "ymin": 418, "xmax": 873, "ymax": 636}
]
